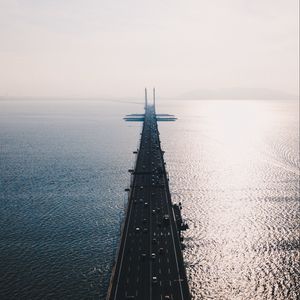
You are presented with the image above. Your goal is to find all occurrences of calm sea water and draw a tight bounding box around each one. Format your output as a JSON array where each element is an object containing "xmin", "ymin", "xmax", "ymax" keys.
[{"xmin": 0, "ymin": 99, "xmax": 299, "ymax": 300}]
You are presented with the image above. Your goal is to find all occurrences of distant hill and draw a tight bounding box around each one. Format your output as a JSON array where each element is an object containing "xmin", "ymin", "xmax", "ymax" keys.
[
  {"xmin": 0, "ymin": 88, "xmax": 298, "ymax": 101},
  {"xmin": 179, "ymin": 88, "xmax": 299, "ymax": 100}
]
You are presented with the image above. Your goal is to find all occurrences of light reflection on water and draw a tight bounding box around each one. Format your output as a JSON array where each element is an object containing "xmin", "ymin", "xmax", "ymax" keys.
[
  {"xmin": 158, "ymin": 100, "xmax": 299, "ymax": 300},
  {"xmin": 0, "ymin": 99, "xmax": 299, "ymax": 299}
]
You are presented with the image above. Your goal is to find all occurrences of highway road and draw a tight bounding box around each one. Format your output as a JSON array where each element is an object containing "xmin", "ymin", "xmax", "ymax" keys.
[{"xmin": 107, "ymin": 105, "xmax": 190, "ymax": 300}]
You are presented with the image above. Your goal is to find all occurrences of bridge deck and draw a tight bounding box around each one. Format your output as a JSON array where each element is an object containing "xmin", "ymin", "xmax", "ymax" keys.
[{"xmin": 107, "ymin": 105, "xmax": 190, "ymax": 300}]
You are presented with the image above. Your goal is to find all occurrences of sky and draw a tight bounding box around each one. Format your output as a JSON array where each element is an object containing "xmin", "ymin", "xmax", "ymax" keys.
[{"xmin": 0, "ymin": 0, "xmax": 299, "ymax": 99}]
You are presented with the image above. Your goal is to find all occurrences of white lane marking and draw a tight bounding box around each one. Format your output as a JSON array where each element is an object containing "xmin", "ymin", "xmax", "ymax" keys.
[{"xmin": 149, "ymin": 121, "xmax": 153, "ymax": 300}]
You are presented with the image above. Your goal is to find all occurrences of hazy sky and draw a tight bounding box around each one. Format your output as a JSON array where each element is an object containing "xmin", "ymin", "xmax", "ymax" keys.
[{"xmin": 0, "ymin": 0, "xmax": 298, "ymax": 98}]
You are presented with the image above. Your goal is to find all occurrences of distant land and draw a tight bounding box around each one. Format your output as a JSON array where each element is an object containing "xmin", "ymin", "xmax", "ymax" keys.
[
  {"xmin": 0, "ymin": 88, "xmax": 298, "ymax": 101},
  {"xmin": 178, "ymin": 88, "xmax": 299, "ymax": 101}
]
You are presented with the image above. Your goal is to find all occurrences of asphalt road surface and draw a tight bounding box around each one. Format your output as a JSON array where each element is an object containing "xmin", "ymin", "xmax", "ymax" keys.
[{"xmin": 107, "ymin": 105, "xmax": 190, "ymax": 300}]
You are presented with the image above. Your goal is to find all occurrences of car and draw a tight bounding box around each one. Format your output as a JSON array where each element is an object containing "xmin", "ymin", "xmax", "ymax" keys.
[
  {"xmin": 151, "ymin": 253, "xmax": 156, "ymax": 260},
  {"xmin": 141, "ymin": 253, "xmax": 147, "ymax": 261},
  {"xmin": 144, "ymin": 202, "xmax": 148, "ymax": 207},
  {"xmin": 135, "ymin": 227, "xmax": 140, "ymax": 232},
  {"xmin": 142, "ymin": 218, "xmax": 147, "ymax": 224},
  {"xmin": 143, "ymin": 228, "xmax": 148, "ymax": 234},
  {"xmin": 158, "ymin": 247, "xmax": 164, "ymax": 254},
  {"xmin": 152, "ymin": 209, "xmax": 156, "ymax": 215},
  {"xmin": 152, "ymin": 276, "xmax": 158, "ymax": 284},
  {"xmin": 163, "ymin": 214, "xmax": 170, "ymax": 224},
  {"xmin": 140, "ymin": 186, "xmax": 144, "ymax": 190},
  {"xmin": 152, "ymin": 238, "xmax": 157, "ymax": 244}
]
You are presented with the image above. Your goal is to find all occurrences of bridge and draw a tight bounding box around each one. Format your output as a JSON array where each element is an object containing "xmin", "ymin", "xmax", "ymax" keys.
[{"xmin": 107, "ymin": 89, "xmax": 190, "ymax": 300}]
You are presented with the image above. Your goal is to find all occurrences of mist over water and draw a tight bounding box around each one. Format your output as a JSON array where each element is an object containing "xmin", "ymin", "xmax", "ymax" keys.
[{"xmin": 0, "ymin": 99, "xmax": 299, "ymax": 299}]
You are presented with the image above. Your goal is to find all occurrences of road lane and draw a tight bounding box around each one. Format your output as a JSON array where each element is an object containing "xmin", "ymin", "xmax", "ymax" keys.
[{"xmin": 107, "ymin": 105, "xmax": 190, "ymax": 300}]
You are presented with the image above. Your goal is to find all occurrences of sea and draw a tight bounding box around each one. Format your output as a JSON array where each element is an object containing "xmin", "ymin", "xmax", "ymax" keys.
[{"xmin": 0, "ymin": 99, "xmax": 299, "ymax": 300}]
